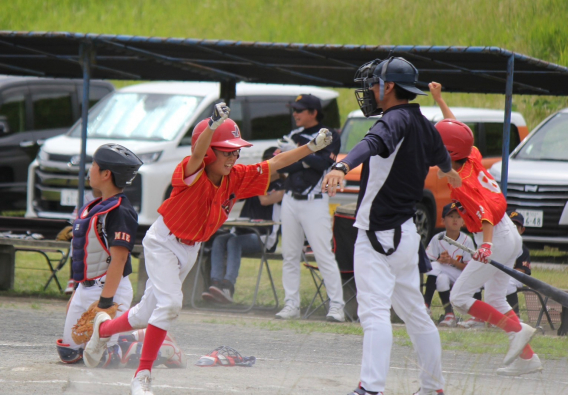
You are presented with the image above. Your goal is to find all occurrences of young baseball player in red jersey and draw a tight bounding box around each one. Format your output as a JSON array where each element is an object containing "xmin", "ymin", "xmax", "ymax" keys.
[
  {"xmin": 83, "ymin": 102, "xmax": 334, "ymax": 395},
  {"xmin": 432, "ymin": 84, "xmax": 542, "ymax": 376}
]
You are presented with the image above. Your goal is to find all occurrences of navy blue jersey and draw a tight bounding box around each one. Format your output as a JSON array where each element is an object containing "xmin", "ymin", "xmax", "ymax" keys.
[
  {"xmin": 353, "ymin": 104, "xmax": 450, "ymax": 231},
  {"xmin": 104, "ymin": 195, "xmax": 138, "ymax": 277},
  {"xmin": 279, "ymin": 124, "xmax": 340, "ymax": 195},
  {"xmin": 514, "ymin": 244, "xmax": 532, "ymax": 275},
  {"xmin": 240, "ymin": 179, "xmax": 284, "ymax": 224}
]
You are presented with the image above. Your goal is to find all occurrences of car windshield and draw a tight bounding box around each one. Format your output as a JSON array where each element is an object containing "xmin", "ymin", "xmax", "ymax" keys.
[
  {"xmin": 340, "ymin": 117, "xmax": 379, "ymax": 153},
  {"xmin": 69, "ymin": 92, "xmax": 202, "ymax": 141},
  {"xmin": 515, "ymin": 113, "xmax": 568, "ymax": 161}
]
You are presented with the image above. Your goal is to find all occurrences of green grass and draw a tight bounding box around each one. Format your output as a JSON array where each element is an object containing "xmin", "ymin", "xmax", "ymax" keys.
[
  {"xmin": 2, "ymin": 250, "xmax": 141, "ymax": 297},
  {"xmin": 2, "ymin": 0, "xmax": 568, "ymax": 129},
  {"xmin": 198, "ymin": 315, "xmax": 568, "ymax": 360},
  {"xmin": 5, "ymin": 251, "xmax": 568, "ymax": 360}
]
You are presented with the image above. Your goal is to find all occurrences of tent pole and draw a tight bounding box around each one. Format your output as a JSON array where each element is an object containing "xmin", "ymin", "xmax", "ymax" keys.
[
  {"xmin": 500, "ymin": 54, "xmax": 514, "ymax": 198},
  {"xmin": 77, "ymin": 43, "xmax": 93, "ymax": 210}
]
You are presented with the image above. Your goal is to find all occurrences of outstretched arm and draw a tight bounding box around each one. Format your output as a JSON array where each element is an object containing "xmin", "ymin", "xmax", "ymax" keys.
[
  {"xmin": 429, "ymin": 82, "xmax": 456, "ymax": 120},
  {"xmin": 268, "ymin": 129, "xmax": 332, "ymax": 173}
]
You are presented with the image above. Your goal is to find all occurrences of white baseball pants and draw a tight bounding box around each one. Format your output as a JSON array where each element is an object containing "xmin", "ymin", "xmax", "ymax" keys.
[
  {"xmin": 63, "ymin": 275, "xmax": 133, "ymax": 349},
  {"xmin": 427, "ymin": 261, "xmax": 463, "ymax": 292},
  {"xmin": 281, "ymin": 193, "xmax": 344, "ymax": 309},
  {"xmin": 128, "ymin": 216, "xmax": 200, "ymax": 331},
  {"xmin": 354, "ymin": 219, "xmax": 444, "ymax": 393},
  {"xmin": 451, "ymin": 215, "xmax": 522, "ymax": 315}
]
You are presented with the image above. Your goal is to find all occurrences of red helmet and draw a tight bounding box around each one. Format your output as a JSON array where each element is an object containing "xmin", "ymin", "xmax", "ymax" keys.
[
  {"xmin": 191, "ymin": 118, "xmax": 252, "ymax": 165},
  {"xmin": 435, "ymin": 119, "xmax": 474, "ymax": 160}
]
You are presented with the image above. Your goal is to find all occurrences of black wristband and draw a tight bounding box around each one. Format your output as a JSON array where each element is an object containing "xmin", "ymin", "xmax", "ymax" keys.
[{"xmin": 98, "ymin": 296, "xmax": 114, "ymax": 309}]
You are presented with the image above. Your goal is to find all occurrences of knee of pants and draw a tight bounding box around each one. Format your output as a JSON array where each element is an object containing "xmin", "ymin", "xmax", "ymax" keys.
[
  {"xmin": 436, "ymin": 274, "xmax": 451, "ymax": 292},
  {"xmin": 160, "ymin": 300, "xmax": 183, "ymax": 322},
  {"xmin": 485, "ymin": 294, "xmax": 512, "ymax": 314},
  {"xmin": 357, "ymin": 291, "xmax": 392, "ymax": 328},
  {"xmin": 450, "ymin": 288, "xmax": 473, "ymax": 315}
]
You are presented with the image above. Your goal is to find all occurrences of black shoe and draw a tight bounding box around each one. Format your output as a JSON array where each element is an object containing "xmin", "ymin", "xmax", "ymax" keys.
[{"xmin": 209, "ymin": 280, "xmax": 235, "ymax": 303}]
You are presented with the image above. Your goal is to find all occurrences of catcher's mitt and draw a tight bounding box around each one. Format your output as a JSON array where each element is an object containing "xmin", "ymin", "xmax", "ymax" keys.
[
  {"xmin": 71, "ymin": 301, "xmax": 120, "ymax": 345},
  {"xmin": 56, "ymin": 225, "xmax": 73, "ymax": 241}
]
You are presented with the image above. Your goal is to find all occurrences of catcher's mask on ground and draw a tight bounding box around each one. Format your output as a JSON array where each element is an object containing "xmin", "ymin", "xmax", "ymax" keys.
[
  {"xmin": 191, "ymin": 118, "xmax": 252, "ymax": 166},
  {"xmin": 195, "ymin": 345, "xmax": 256, "ymax": 367},
  {"xmin": 354, "ymin": 57, "xmax": 426, "ymax": 117},
  {"xmin": 93, "ymin": 144, "xmax": 143, "ymax": 188}
]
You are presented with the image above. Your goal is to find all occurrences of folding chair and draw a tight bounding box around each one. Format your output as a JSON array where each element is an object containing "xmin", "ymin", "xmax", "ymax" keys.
[
  {"xmin": 303, "ymin": 210, "xmax": 359, "ymax": 321},
  {"xmin": 15, "ymin": 246, "xmax": 70, "ymax": 292},
  {"xmin": 518, "ymin": 287, "xmax": 563, "ymax": 333},
  {"xmin": 190, "ymin": 224, "xmax": 279, "ymax": 313}
]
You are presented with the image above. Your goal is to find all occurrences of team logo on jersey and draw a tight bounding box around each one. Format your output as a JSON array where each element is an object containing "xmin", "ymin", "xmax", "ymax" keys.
[
  {"xmin": 231, "ymin": 125, "xmax": 241, "ymax": 138},
  {"xmin": 114, "ymin": 232, "xmax": 131, "ymax": 242},
  {"xmin": 475, "ymin": 205, "xmax": 485, "ymax": 220},
  {"xmin": 478, "ymin": 171, "xmax": 501, "ymax": 193},
  {"xmin": 221, "ymin": 193, "xmax": 236, "ymax": 216}
]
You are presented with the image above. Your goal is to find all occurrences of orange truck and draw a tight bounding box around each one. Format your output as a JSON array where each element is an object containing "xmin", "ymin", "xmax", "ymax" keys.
[{"xmin": 334, "ymin": 107, "xmax": 529, "ymax": 242}]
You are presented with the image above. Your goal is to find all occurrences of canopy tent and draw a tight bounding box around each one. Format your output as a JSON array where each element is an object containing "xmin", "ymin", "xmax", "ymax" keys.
[{"xmin": 1, "ymin": 31, "xmax": 567, "ymax": 207}]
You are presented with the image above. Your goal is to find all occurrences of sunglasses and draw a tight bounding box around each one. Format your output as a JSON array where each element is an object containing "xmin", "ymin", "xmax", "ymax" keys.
[
  {"xmin": 218, "ymin": 149, "xmax": 241, "ymax": 157},
  {"xmin": 293, "ymin": 108, "xmax": 307, "ymax": 113}
]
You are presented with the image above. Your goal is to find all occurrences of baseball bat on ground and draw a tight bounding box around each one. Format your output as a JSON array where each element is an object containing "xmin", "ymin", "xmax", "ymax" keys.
[{"xmin": 440, "ymin": 234, "xmax": 568, "ymax": 308}]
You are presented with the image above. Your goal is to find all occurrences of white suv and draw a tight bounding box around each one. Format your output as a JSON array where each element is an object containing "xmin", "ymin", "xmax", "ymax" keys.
[
  {"xmin": 337, "ymin": 107, "xmax": 529, "ymax": 242},
  {"xmin": 26, "ymin": 82, "xmax": 339, "ymax": 225},
  {"xmin": 490, "ymin": 108, "xmax": 568, "ymax": 250}
]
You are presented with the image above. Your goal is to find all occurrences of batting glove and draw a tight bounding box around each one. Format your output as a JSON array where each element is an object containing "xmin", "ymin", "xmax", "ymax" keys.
[
  {"xmin": 307, "ymin": 128, "xmax": 333, "ymax": 152},
  {"xmin": 208, "ymin": 102, "xmax": 230, "ymax": 131},
  {"xmin": 473, "ymin": 242, "xmax": 493, "ymax": 264},
  {"xmin": 277, "ymin": 135, "xmax": 297, "ymax": 152}
]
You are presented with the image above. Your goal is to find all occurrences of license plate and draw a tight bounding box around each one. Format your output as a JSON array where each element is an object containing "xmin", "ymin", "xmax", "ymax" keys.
[
  {"xmin": 516, "ymin": 209, "xmax": 543, "ymax": 228},
  {"xmin": 60, "ymin": 189, "xmax": 78, "ymax": 207}
]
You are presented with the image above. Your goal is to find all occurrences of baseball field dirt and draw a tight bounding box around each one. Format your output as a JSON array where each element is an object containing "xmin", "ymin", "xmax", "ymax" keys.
[{"xmin": 0, "ymin": 296, "xmax": 566, "ymax": 394}]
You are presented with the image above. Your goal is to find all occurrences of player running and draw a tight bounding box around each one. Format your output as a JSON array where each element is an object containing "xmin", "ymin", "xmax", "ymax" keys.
[
  {"xmin": 323, "ymin": 57, "xmax": 461, "ymax": 395},
  {"xmin": 431, "ymin": 83, "xmax": 542, "ymax": 376},
  {"xmin": 83, "ymin": 103, "xmax": 334, "ymax": 395}
]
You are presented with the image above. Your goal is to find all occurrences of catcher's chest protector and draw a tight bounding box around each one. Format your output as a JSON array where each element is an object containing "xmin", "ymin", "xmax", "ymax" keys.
[{"xmin": 72, "ymin": 195, "xmax": 123, "ymax": 282}]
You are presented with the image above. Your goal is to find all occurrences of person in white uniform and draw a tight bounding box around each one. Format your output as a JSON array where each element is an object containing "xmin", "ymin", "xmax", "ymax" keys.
[
  {"xmin": 275, "ymin": 93, "xmax": 345, "ymax": 322},
  {"xmin": 423, "ymin": 202, "xmax": 476, "ymax": 327}
]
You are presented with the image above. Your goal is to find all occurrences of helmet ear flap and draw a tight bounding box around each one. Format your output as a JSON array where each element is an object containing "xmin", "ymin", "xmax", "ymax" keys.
[{"xmin": 204, "ymin": 146, "xmax": 217, "ymax": 166}]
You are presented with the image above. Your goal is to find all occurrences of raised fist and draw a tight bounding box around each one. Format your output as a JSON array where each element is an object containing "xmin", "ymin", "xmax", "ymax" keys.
[
  {"xmin": 307, "ymin": 128, "xmax": 333, "ymax": 152},
  {"xmin": 208, "ymin": 102, "xmax": 230, "ymax": 131}
]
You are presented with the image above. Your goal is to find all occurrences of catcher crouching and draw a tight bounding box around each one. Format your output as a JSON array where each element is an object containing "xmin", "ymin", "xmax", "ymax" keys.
[{"xmin": 57, "ymin": 144, "xmax": 186, "ymax": 369}]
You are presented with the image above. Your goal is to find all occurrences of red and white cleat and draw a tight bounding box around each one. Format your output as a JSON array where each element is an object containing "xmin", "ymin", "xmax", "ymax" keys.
[
  {"xmin": 457, "ymin": 317, "xmax": 485, "ymax": 329},
  {"xmin": 438, "ymin": 313, "xmax": 456, "ymax": 327}
]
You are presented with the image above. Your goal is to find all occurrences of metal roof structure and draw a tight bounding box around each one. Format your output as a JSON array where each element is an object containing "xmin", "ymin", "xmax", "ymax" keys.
[
  {"xmin": 1, "ymin": 31, "xmax": 567, "ymax": 206},
  {"xmin": 1, "ymin": 31, "xmax": 568, "ymax": 96}
]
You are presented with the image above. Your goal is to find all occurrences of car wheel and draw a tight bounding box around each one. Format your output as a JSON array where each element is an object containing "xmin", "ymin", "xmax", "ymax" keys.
[
  {"xmin": 415, "ymin": 202, "xmax": 433, "ymax": 244},
  {"xmin": 164, "ymin": 185, "xmax": 173, "ymax": 201}
]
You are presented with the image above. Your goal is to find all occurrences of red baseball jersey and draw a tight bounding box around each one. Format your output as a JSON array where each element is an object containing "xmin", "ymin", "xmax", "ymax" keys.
[
  {"xmin": 448, "ymin": 147, "xmax": 507, "ymax": 233},
  {"xmin": 158, "ymin": 157, "xmax": 270, "ymax": 242}
]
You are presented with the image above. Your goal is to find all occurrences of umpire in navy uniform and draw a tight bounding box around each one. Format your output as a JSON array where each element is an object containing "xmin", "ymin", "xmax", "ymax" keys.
[
  {"xmin": 274, "ymin": 94, "xmax": 346, "ymax": 322},
  {"xmin": 323, "ymin": 58, "xmax": 461, "ymax": 395}
]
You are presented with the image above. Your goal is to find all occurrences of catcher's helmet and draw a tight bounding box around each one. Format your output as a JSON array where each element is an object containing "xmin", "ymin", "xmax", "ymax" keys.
[
  {"xmin": 93, "ymin": 143, "xmax": 143, "ymax": 188},
  {"xmin": 191, "ymin": 118, "xmax": 252, "ymax": 165},
  {"xmin": 354, "ymin": 56, "xmax": 426, "ymax": 117},
  {"xmin": 55, "ymin": 339, "xmax": 83, "ymax": 364},
  {"xmin": 435, "ymin": 119, "xmax": 474, "ymax": 160}
]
